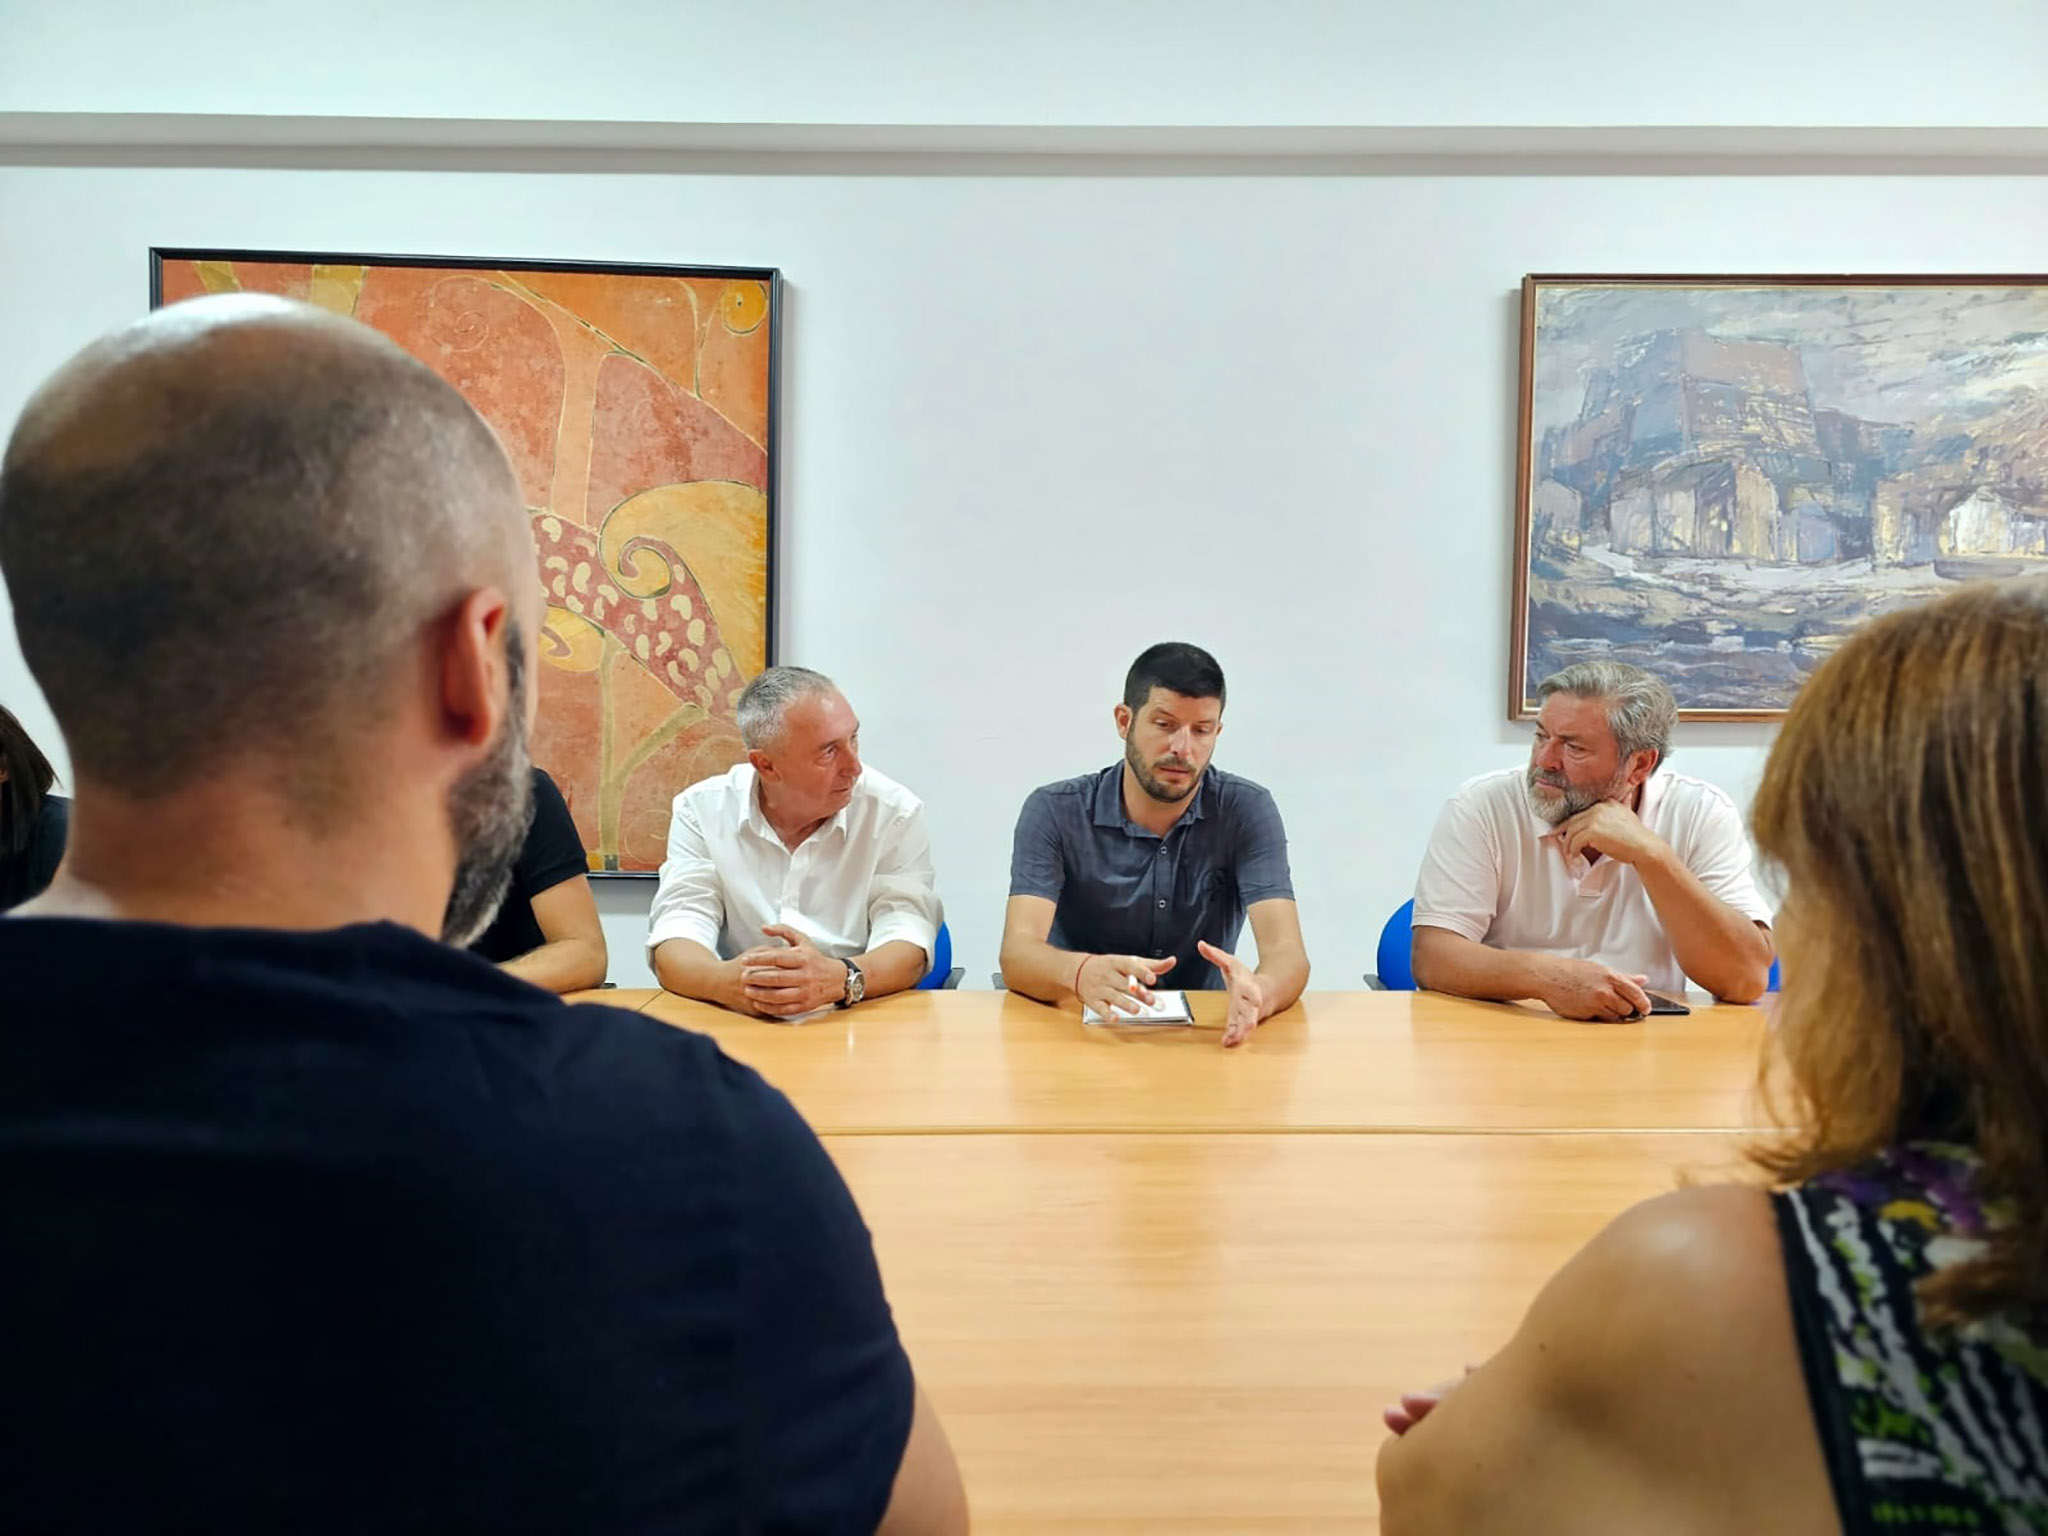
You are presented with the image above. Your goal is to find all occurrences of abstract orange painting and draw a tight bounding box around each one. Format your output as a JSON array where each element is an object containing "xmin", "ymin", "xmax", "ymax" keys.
[{"xmin": 152, "ymin": 249, "xmax": 779, "ymax": 872}]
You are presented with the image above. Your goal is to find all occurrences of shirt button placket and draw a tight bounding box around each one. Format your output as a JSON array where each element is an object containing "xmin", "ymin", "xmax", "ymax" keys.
[
  {"xmin": 1151, "ymin": 838, "xmax": 1166, "ymax": 951},
  {"xmin": 1156, "ymin": 839, "xmax": 1170, "ymax": 956}
]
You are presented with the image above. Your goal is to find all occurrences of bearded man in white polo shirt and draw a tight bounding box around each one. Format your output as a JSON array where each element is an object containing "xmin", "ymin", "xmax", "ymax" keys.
[
  {"xmin": 1410, "ymin": 660, "xmax": 1773, "ymax": 1021},
  {"xmin": 648, "ymin": 666, "xmax": 942, "ymax": 1017}
]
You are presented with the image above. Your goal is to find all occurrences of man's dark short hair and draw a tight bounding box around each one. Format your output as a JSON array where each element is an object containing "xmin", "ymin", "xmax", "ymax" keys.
[{"xmin": 1123, "ymin": 642, "xmax": 1226, "ymax": 713}]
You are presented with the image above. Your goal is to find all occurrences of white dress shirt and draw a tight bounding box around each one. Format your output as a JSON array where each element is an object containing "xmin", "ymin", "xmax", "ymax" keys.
[
  {"xmin": 1411, "ymin": 766, "xmax": 1773, "ymax": 994},
  {"xmin": 646, "ymin": 763, "xmax": 942, "ymax": 965}
]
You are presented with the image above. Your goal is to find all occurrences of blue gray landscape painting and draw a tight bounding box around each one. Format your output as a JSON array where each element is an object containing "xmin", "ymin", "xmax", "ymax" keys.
[{"xmin": 1522, "ymin": 281, "xmax": 2048, "ymax": 713}]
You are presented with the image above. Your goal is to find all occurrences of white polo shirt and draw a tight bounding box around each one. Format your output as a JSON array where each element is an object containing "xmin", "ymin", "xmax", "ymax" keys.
[
  {"xmin": 646, "ymin": 763, "xmax": 943, "ymax": 964},
  {"xmin": 1412, "ymin": 766, "xmax": 1773, "ymax": 994}
]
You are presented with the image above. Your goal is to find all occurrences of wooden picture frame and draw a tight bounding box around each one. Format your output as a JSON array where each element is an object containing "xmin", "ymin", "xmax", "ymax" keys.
[{"xmin": 1513, "ymin": 273, "xmax": 2048, "ymax": 721}]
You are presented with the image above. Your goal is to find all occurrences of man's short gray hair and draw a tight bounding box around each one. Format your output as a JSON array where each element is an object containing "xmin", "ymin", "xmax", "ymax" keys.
[
  {"xmin": 735, "ymin": 666, "xmax": 839, "ymax": 750},
  {"xmin": 1536, "ymin": 660, "xmax": 1677, "ymax": 769}
]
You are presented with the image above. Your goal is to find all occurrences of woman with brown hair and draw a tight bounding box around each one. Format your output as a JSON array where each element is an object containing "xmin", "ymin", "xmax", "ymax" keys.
[
  {"xmin": 1377, "ymin": 579, "xmax": 2048, "ymax": 1535},
  {"xmin": 0, "ymin": 705, "xmax": 66, "ymax": 913}
]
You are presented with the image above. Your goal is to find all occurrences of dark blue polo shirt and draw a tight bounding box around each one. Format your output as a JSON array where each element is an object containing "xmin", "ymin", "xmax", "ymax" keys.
[{"xmin": 1008, "ymin": 763, "xmax": 1294, "ymax": 989}]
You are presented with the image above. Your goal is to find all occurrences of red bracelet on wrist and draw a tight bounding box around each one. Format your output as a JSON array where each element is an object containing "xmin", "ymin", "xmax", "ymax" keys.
[{"xmin": 1073, "ymin": 954, "xmax": 1089, "ymax": 1001}]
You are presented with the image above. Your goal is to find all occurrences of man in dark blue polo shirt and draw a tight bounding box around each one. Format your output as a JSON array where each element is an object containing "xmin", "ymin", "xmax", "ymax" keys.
[{"xmin": 999, "ymin": 642, "xmax": 1311, "ymax": 1047}]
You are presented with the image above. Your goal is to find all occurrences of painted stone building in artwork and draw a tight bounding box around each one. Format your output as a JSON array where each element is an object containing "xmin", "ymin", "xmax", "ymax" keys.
[
  {"xmin": 1923, "ymin": 487, "xmax": 2048, "ymax": 578},
  {"xmin": 1534, "ymin": 327, "xmax": 1913, "ymax": 565},
  {"xmin": 1870, "ymin": 403, "xmax": 2048, "ymax": 573}
]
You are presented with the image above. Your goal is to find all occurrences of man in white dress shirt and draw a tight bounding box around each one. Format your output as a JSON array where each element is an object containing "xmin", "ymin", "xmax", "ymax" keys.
[
  {"xmin": 1410, "ymin": 660, "xmax": 1773, "ymax": 1021},
  {"xmin": 648, "ymin": 667, "xmax": 942, "ymax": 1017}
]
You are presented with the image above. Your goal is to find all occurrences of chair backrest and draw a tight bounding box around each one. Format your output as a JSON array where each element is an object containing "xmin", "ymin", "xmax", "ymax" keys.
[
  {"xmin": 1376, "ymin": 899, "xmax": 1417, "ymax": 991},
  {"xmin": 916, "ymin": 921, "xmax": 954, "ymax": 990}
]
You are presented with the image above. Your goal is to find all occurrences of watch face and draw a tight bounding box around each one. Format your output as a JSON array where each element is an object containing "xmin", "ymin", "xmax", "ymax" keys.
[{"xmin": 842, "ymin": 959, "xmax": 864, "ymax": 1006}]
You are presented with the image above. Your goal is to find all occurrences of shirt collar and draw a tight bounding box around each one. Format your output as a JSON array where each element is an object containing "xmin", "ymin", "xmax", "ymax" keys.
[
  {"xmin": 819, "ymin": 798, "xmax": 855, "ymax": 841},
  {"xmin": 1090, "ymin": 761, "xmax": 1211, "ymax": 836},
  {"xmin": 742, "ymin": 766, "xmax": 854, "ymax": 847},
  {"xmin": 741, "ymin": 765, "xmax": 775, "ymax": 840}
]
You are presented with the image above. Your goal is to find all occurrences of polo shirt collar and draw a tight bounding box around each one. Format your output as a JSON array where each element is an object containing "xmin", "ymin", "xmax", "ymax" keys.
[
  {"xmin": 1637, "ymin": 768, "xmax": 1670, "ymax": 823},
  {"xmin": 1091, "ymin": 761, "xmax": 1211, "ymax": 836}
]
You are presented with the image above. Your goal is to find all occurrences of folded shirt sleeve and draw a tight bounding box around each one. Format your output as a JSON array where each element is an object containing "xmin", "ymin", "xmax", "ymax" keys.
[
  {"xmin": 519, "ymin": 770, "xmax": 593, "ymax": 899},
  {"xmin": 1007, "ymin": 787, "xmax": 1067, "ymax": 902},
  {"xmin": 865, "ymin": 803, "xmax": 942, "ymax": 965},
  {"xmin": 1411, "ymin": 787, "xmax": 1501, "ymax": 942},
  {"xmin": 1233, "ymin": 785, "xmax": 1296, "ymax": 906},
  {"xmin": 1683, "ymin": 789, "xmax": 1777, "ymax": 927},
  {"xmin": 646, "ymin": 791, "xmax": 727, "ymax": 957}
]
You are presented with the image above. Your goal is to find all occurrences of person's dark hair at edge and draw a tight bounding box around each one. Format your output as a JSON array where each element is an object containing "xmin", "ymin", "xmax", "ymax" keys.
[
  {"xmin": 1124, "ymin": 641, "xmax": 1226, "ymax": 712},
  {"xmin": 0, "ymin": 704, "xmax": 55, "ymax": 856}
]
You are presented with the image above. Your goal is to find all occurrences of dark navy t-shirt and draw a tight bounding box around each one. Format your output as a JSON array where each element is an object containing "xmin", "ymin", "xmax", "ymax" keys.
[
  {"xmin": 469, "ymin": 768, "xmax": 591, "ymax": 965},
  {"xmin": 0, "ymin": 792, "xmax": 68, "ymax": 913},
  {"xmin": 0, "ymin": 918, "xmax": 913, "ymax": 1533}
]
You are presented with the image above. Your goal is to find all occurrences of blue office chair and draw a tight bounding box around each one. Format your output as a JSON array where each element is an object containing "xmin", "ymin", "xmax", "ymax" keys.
[
  {"xmin": 1363, "ymin": 899, "xmax": 1417, "ymax": 991},
  {"xmin": 917, "ymin": 921, "xmax": 965, "ymax": 990}
]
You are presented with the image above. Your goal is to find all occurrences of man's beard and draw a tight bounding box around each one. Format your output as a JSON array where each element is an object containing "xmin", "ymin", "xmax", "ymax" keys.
[
  {"xmin": 1125, "ymin": 731, "xmax": 1199, "ymax": 805},
  {"xmin": 1525, "ymin": 762, "xmax": 1629, "ymax": 825},
  {"xmin": 441, "ymin": 625, "xmax": 537, "ymax": 946}
]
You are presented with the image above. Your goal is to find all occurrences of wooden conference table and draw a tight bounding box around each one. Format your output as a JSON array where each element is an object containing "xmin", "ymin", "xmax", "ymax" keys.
[{"xmin": 572, "ymin": 987, "xmax": 1778, "ymax": 1533}]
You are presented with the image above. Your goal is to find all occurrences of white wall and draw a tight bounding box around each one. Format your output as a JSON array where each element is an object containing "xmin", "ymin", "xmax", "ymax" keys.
[
  {"xmin": 5, "ymin": 165, "xmax": 2046, "ymax": 984},
  {"xmin": 3, "ymin": 0, "xmax": 2046, "ymax": 130}
]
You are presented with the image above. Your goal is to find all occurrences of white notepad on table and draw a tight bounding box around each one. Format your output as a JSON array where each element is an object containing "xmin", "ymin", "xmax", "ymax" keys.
[{"xmin": 1082, "ymin": 990, "xmax": 1193, "ymax": 1027}]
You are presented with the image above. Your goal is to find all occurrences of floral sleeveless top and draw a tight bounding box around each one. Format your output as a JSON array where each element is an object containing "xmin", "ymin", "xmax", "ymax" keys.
[{"xmin": 1774, "ymin": 1143, "xmax": 2048, "ymax": 1534}]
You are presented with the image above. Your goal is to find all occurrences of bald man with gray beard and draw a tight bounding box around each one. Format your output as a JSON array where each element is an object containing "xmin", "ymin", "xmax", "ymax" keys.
[{"xmin": 0, "ymin": 297, "xmax": 965, "ymax": 1535}]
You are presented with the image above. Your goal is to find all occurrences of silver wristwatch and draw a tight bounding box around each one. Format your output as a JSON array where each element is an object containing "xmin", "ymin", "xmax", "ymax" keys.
[{"xmin": 837, "ymin": 957, "xmax": 866, "ymax": 1008}]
